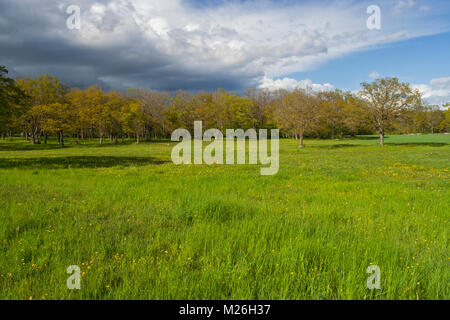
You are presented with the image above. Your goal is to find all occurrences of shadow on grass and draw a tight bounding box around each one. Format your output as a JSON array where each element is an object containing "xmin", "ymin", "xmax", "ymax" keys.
[
  {"xmin": 0, "ymin": 143, "xmax": 65, "ymax": 151},
  {"xmin": 0, "ymin": 139, "xmax": 172, "ymax": 151},
  {"xmin": 0, "ymin": 156, "xmax": 168, "ymax": 169},
  {"xmin": 353, "ymin": 135, "xmax": 388, "ymax": 140},
  {"xmin": 311, "ymin": 143, "xmax": 364, "ymax": 149},
  {"xmin": 385, "ymin": 142, "xmax": 448, "ymax": 147},
  {"xmin": 312, "ymin": 142, "xmax": 448, "ymax": 148}
]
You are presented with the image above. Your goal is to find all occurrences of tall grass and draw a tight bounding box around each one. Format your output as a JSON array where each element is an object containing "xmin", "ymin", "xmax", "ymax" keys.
[{"xmin": 0, "ymin": 134, "xmax": 448, "ymax": 299}]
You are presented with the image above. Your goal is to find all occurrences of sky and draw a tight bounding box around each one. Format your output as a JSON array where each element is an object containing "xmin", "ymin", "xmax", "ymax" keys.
[{"xmin": 0, "ymin": 0, "xmax": 449, "ymax": 105}]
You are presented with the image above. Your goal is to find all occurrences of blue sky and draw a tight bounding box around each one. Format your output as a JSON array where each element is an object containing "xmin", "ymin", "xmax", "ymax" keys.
[
  {"xmin": 292, "ymin": 31, "xmax": 450, "ymax": 92},
  {"xmin": 254, "ymin": 0, "xmax": 450, "ymax": 104},
  {"xmin": 1, "ymin": 0, "xmax": 449, "ymax": 104}
]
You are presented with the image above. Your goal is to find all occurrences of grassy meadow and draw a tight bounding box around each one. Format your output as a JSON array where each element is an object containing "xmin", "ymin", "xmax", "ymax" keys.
[{"xmin": 0, "ymin": 134, "xmax": 448, "ymax": 300}]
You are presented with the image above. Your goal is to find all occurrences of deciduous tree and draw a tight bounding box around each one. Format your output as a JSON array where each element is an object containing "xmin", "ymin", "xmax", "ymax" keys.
[
  {"xmin": 276, "ymin": 89, "xmax": 321, "ymax": 148},
  {"xmin": 359, "ymin": 78, "xmax": 421, "ymax": 146}
]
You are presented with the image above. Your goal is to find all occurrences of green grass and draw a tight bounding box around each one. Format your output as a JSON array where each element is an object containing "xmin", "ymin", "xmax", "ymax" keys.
[{"xmin": 0, "ymin": 134, "xmax": 448, "ymax": 300}]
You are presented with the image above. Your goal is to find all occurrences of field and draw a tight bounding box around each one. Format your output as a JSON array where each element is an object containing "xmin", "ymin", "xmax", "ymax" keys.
[{"xmin": 0, "ymin": 134, "xmax": 448, "ymax": 300}]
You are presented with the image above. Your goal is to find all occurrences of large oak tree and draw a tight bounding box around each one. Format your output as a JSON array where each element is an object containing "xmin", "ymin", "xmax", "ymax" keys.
[{"xmin": 359, "ymin": 77, "xmax": 422, "ymax": 146}]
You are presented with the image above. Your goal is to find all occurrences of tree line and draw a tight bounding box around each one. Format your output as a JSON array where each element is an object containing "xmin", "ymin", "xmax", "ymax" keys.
[{"xmin": 1, "ymin": 66, "xmax": 449, "ymax": 147}]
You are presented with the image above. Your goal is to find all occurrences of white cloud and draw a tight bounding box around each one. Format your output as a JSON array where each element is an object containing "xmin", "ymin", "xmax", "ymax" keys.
[
  {"xmin": 81, "ymin": 0, "xmax": 446, "ymax": 84},
  {"xmin": 430, "ymin": 77, "xmax": 450, "ymax": 89},
  {"xmin": 369, "ymin": 72, "xmax": 380, "ymax": 79},
  {"xmin": 392, "ymin": 0, "xmax": 416, "ymax": 16},
  {"xmin": 259, "ymin": 77, "xmax": 334, "ymax": 92},
  {"xmin": 413, "ymin": 77, "xmax": 450, "ymax": 105}
]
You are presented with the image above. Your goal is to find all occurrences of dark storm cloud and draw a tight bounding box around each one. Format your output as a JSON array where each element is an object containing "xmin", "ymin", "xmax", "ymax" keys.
[{"xmin": 0, "ymin": 0, "xmax": 261, "ymax": 91}]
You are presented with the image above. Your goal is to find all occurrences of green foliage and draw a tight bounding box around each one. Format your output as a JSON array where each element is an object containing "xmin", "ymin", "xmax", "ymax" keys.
[
  {"xmin": 0, "ymin": 66, "xmax": 27, "ymax": 130},
  {"xmin": 440, "ymin": 107, "xmax": 450, "ymax": 132},
  {"xmin": 1, "ymin": 69, "xmax": 449, "ymax": 144},
  {"xmin": 360, "ymin": 77, "xmax": 423, "ymax": 145}
]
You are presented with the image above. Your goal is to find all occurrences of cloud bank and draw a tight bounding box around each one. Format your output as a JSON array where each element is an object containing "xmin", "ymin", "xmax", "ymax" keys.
[
  {"xmin": 259, "ymin": 77, "xmax": 334, "ymax": 92},
  {"xmin": 413, "ymin": 77, "xmax": 450, "ymax": 105},
  {"xmin": 0, "ymin": 0, "xmax": 448, "ymax": 93}
]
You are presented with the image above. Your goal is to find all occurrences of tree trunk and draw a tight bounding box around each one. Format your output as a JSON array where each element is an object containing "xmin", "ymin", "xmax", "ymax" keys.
[
  {"xmin": 60, "ymin": 131, "xmax": 64, "ymax": 147},
  {"xmin": 136, "ymin": 133, "xmax": 140, "ymax": 144},
  {"xmin": 100, "ymin": 134, "xmax": 104, "ymax": 145},
  {"xmin": 379, "ymin": 129, "xmax": 385, "ymax": 146},
  {"xmin": 44, "ymin": 134, "xmax": 48, "ymax": 144},
  {"xmin": 331, "ymin": 126, "xmax": 335, "ymax": 140},
  {"xmin": 299, "ymin": 132, "xmax": 304, "ymax": 148}
]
